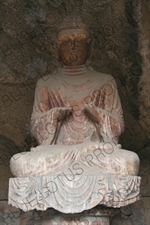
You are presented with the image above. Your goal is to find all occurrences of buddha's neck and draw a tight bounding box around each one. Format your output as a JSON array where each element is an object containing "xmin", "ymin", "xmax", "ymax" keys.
[{"xmin": 62, "ymin": 65, "xmax": 87, "ymax": 76}]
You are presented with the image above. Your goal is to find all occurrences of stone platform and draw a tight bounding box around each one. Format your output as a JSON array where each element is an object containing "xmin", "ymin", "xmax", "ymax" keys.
[
  {"xmin": 9, "ymin": 174, "xmax": 141, "ymax": 213},
  {"xmin": 1, "ymin": 198, "xmax": 150, "ymax": 225}
]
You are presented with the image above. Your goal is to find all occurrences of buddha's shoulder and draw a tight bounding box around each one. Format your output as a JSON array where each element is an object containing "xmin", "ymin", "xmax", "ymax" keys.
[
  {"xmin": 88, "ymin": 67, "xmax": 115, "ymax": 82},
  {"xmin": 36, "ymin": 69, "xmax": 61, "ymax": 88}
]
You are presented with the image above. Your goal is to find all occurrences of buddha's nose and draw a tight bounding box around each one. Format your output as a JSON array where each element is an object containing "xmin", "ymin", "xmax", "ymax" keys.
[{"xmin": 70, "ymin": 40, "xmax": 77, "ymax": 49}]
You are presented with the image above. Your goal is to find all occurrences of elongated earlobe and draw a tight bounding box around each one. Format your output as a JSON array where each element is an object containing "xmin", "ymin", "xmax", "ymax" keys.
[
  {"xmin": 56, "ymin": 42, "xmax": 61, "ymax": 62},
  {"xmin": 87, "ymin": 44, "xmax": 91, "ymax": 59}
]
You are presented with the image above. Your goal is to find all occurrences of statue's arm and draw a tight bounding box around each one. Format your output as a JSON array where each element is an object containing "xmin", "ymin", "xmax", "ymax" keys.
[
  {"xmin": 84, "ymin": 76, "xmax": 124, "ymax": 143},
  {"xmin": 30, "ymin": 81, "xmax": 58, "ymax": 145},
  {"xmin": 30, "ymin": 79, "xmax": 72, "ymax": 145},
  {"xmin": 101, "ymin": 78, "xmax": 124, "ymax": 142}
]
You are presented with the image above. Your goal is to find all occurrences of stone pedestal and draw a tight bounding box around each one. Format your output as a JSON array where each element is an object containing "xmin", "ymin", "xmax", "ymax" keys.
[
  {"xmin": 30, "ymin": 206, "xmax": 118, "ymax": 225},
  {"xmin": 8, "ymin": 169, "xmax": 141, "ymax": 224},
  {"xmin": 9, "ymin": 174, "xmax": 141, "ymax": 213}
]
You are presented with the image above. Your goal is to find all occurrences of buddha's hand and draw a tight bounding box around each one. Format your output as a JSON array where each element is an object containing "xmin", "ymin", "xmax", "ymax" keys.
[
  {"xmin": 83, "ymin": 103, "xmax": 100, "ymax": 124},
  {"xmin": 57, "ymin": 107, "xmax": 73, "ymax": 122}
]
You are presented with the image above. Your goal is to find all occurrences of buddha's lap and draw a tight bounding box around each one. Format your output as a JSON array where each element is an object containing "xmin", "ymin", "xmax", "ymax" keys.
[{"xmin": 10, "ymin": 142, "xmax": 140, "ymax": 177}]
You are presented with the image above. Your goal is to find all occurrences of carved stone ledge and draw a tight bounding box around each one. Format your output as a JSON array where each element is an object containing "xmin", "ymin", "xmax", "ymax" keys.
[{"xmin": 9, "ymin": 174, "xmax": 141, "ymax": 213}]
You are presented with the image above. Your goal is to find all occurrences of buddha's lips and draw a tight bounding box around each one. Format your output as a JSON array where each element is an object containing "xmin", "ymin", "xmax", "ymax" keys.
[
  {"xmin": 70, "ymin": 50, "xmax": 77, "ymax": 55},
  {"xmin": 69, "ymin": 54, "xmax": 78, "ymax": 62}
]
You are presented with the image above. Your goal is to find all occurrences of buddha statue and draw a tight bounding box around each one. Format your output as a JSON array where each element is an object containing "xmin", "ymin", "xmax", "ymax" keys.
[{"xmin": 9, "ymin": 15, "xmax": 141, "ymax": 214}]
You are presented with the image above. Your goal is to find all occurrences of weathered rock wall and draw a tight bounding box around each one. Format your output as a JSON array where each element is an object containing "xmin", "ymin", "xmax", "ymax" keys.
[{"xmin": 0, "ymin": 0, "xmax": 150, "ymax": 224}]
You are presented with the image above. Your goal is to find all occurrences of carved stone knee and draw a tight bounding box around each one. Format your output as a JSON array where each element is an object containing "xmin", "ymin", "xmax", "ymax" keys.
[{"xmin": 10, "ymin": 152, "xmax": 27, "ymax": 177}]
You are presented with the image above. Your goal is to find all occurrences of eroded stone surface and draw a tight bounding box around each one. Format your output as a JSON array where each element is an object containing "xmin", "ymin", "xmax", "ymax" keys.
[
  {"xmin": 0, "ymin": 200, "xmax": 150, "ymax": 225},
  {"xmin": 9, "ymin": 174, "xmax": 140, "ymax": 213},
  {"xmin": 0, "ymin": 0, "xmax": 149, "ymax": 224}
]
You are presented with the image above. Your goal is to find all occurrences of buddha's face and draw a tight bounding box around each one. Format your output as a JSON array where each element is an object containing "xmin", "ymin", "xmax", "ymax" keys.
[{"xmin": 57, "ymin": 30, "xmax": 91, "ymax": 66}]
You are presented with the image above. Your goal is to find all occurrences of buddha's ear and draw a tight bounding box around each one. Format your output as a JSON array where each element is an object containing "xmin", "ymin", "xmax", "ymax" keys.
[
  {"xmin": 56, "ymin": 41, "xmax": 60, "ymax": 51},
  {"xmin": 56, "ymin": 41, "xmax": 61, "ymax": 62},
  {"xmin": 87, "ymin": 38, "xmax": 92, "ymax": 58},
  {"xmin": 57, "ymin": 50, "xmax": 62, "ymax": 62}
]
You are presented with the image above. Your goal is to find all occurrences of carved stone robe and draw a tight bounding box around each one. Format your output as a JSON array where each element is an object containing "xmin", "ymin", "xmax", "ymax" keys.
[
  {"xmin": 9, "ymin": 66, "xmax": 140, "ymax": 213},
  {"xmin": 31, "ymin": 65, "xmax": 124, "ymax": 146}
]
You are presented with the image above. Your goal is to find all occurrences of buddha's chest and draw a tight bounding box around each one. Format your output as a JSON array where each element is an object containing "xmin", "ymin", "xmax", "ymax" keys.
[
  {"xmin": 50, "ymin": 86, "xmax": 105, "ymax": 110},
  {"xmin": 46, "ymin": 73, "xmax": 109, "ymax": 109}
]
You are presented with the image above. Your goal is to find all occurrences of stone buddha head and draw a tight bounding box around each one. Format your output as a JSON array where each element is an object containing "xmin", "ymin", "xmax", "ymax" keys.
[{"xmin": 57, "ymin": 14, "xmax": 92, "ymax": 66}]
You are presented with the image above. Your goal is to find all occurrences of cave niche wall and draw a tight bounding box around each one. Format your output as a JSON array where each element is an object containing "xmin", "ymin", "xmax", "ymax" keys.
[{"xmin": 0, "ymin": 0, "xmax": 150, "ymax": 224}]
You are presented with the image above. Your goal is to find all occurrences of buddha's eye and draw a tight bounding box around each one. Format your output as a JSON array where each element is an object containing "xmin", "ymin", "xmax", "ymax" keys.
[
  {"xmin": 75, "ymin": 40, "xmax": 86, "ymax": 44},
  {"xmin": 62, "ymin": 40, "xmax": 72, "ymax": 45},
  {"xmin": 76, "ymin": 40, "xmax": 84, "ymax": 43}
]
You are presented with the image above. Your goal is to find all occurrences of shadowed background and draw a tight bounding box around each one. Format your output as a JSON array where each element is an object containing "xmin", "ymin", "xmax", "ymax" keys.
[{"xmin": 0, "ymin": 0, "xmax": 149, "ymax": 224}]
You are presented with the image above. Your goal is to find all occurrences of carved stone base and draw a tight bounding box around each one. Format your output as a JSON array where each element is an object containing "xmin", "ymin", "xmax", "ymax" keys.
[
  {"xmin": 29, "ymin": 206, "xmax": 118, "ymax": 225},
  {"xmin": 49, "ymin": 216, "xmax": 109, "ymax": 225},
  {"xmin": 1, "ymin": 199, "xmax": 149, "ymax": 225},
  {"xmin": 9, "ymin": 174, "xmax": 141, "ymax": 213}
]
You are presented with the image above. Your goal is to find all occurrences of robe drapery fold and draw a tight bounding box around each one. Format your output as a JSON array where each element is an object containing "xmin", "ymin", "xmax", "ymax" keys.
[
  {"xmin": 9, "ymin": 66, "xmax": 140, "ymax": 213},
  {"xmin": 30, "ymin": 66, "xmax": 124, "ymax": 146}
]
